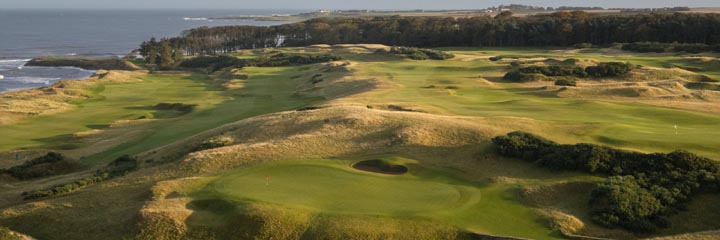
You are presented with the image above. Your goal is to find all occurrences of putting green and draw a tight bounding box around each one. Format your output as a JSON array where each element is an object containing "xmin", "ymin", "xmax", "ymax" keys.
[{"xmin": 208, "ymin": 159, "xmax": 481, "ymax": 214}]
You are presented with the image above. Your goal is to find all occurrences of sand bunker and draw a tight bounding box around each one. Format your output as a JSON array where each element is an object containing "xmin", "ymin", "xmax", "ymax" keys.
[{"xmin": 352, "ymin": 159, "xmax": 408, "ymax": 175}]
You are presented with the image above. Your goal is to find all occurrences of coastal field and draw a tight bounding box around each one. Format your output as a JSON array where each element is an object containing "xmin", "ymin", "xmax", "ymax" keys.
[{"xmin": 1, "ymin": 45, "xmax": 719, "ymax": 239}]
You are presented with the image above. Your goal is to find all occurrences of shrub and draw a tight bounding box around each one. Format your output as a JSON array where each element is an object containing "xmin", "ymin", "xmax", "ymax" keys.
[
  {"xmin": 195, "ymin": 137, "xmax": 234, "ymax": 151},
  {"xmin": 503, "ymin": 71, "xmax": 546, "ymax": 82},
  {"xmin": 253, "ymin": 53, "xmax": 341, "ymax": 67},
  {"xmin": 585, "ymin": 62, "xmax": 634, "ymax": 77},
  {"xmin": 0, "ymin": 152, "xmax": 81, "ymax": 180},
  {"xmin": 388, "ymin": 47, "xmax": 454, "ymax": 60},
  {"xmin": 419, "ymin": 49, "xmax": 455, "ymax": 60},
  {"xmin": 489, "ymin": 56, "xmax": 503, "ymax": 61},
  {"xmin": 621, "ymin": 42, "xmax": 720, "ymax": 53},
  {"xmin": 518, "ymin": 65, "xmax": 587, "ymax": 77},
  {"xmin": 107, "ymin": 155, "xmax": 138, "ymax": 177},
  {"xmin": 685, "ymin": 82, "xmax": 720, "ymax": 91},
  {"xmin": 492, "ymin": 131, "xmax": 720, "ymax": 233},
  {"xmin": 22, "ymin": 155, "xmax": 140, "ymax": 200},
  {"xmin": 408, "ymin": 51, "xmax": 429, "ymax": 60},
  {"xmin": 555, "ymin": 79, "xmax": 577, "ymax": 86},
  {"xmin": 622, "ymin": 42, "xmax": 671, "ymax": 53},
  {"xmin": 503, "ymin": 71, "xmax": 524, "ymax": 82},
  {"xmin": 573, "ymin": 43, "xmax": 593, "ymax": 49},
  {"xmin": 590, "ymin": 176, "xmax": 664, "ymax": 233},
  {"xmin": 155, "ymin": 103, "xmax": 197, "ymax": 113},
  {"xmin": 179, "ymin": 55, "xmax": 245, "ymax": 71}
]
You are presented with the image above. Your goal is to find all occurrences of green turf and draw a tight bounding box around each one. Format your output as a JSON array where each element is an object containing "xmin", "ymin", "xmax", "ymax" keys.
[
  {"xmin": 336, "ymin": 49, "xmax": 720, "ymax": 159},
  {"xmin": 198, "ymin": 158, "xmax": 566, "ymax": 240},
  {"xmin": 2, "ymin": 47, "xmax": 720, "ymax": 239},
  {"xmin": 0, "ymin": 66, "xmax": 321, "ymax": 164}
]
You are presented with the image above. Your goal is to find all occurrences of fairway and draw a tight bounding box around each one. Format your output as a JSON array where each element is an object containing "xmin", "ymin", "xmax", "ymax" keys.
[{"xmin": 209, "ymin": 160, "xmax": 477, "ymax": 214}]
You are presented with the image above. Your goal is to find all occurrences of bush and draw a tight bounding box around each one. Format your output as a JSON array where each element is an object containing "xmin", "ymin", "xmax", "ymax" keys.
[
  {"xmin": 0, "ymin": 152, "xmax": 81, "ymax": 180},
  {"xmin": 489, "ymin": 56, "xmax": 503, "ymax": 61},
  {"xmin": 408, "ymin": 51, "xmax": 429, "ymax": 60},
  {"xmin": 622, "ymin": 42, "xmax": 671, "ymax": 53},
  {"xmin": 554, "ymin": 79, "xmax": 577, "ymax": 86},
  {"xmin": 503, "ymin": 71, "xmax": 546, "ymax": 82},
  {"xmin": 107, "ymin": 155, "xmax": 138, "ymax": 177},
  {"xmin": 22, "ymin": 155, "xmax": 140, "ymax": 200},
  {"xmin": 685, "ymin": 82, "xmax": 720, "ymax": 91},
  {"xmin": 573, "ymin": 43, "xmax": 593, "ymax": 49},
  {"xmin": 590, "ymin": 176, "xmax": 664, "ymax": 233},
  {"xmin": 518, "ymin": 65, "xmax": 587, "ymax": 77},
  {"xmin": 622, "ymin": 42, "xmax": 720, "ymax": 53},
  {"xmin": 388, "ymin": 47, "xmax": 454, "ymax": 60},
  {"xmin": 585, "ymin": 62, "xmax": 634, "ymax": 77},
  {"xmin": 195, "ymin": 137, "xmax": 234, "ymax": 151},
  {"xmin": 492, "ymin": 131, "xmax": 720, "ymax": 233},
  {"xmin": 155, "ymin": 102, "xmax": 197, "ymax": 113},
  {"xmin": 179, "ymin": 55, "xmax": 245, "ymax": 71},
  {"xmin": 253, "ymin": 53, "xmax": 341, "ymax": 67},
  {"xmin": 505, "ymin": 61, "xmax": 632, "ymax": 80}
]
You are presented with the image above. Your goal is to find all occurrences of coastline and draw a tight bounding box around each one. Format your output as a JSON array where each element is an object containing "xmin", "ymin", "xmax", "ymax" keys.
[
  {"xmin": 0, "ymin": 69, "xmax": 146, "ymax": 125},
  {"xmin": 0, "ymin": 57, "xmax": 143, "ymax": 94}
]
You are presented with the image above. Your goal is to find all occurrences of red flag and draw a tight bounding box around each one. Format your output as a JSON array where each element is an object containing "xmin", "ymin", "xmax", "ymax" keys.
[{"xmin": 263, "ymin": 175, "xmax": 269, "ymax": 180}]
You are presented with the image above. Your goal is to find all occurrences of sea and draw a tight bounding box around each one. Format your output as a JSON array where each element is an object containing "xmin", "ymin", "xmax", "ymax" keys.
[{"xmin": 0, "ymin": 9, "xmax": 300, "ymax": 93}]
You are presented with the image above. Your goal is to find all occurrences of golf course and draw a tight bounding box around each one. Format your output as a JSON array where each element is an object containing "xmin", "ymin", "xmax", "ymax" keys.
[{"xmin": 1, "ymin": 44, "xmax": 720, "ymax": 240}]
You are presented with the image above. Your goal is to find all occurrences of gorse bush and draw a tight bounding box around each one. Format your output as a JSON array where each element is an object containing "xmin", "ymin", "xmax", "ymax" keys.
[
  {"xmin": 0, "ymin": 152, "xmax": 81, "ymax": 180},
  {"xmin": 622, "ymin": 42, "xmax": 720, "ymax": 53},
  {"xmin": 155, "ymin": 103, "xmax": 197, "ymax": 114},
  {"xmin": 503, "ymin": 71, "xmax": 546, "ymax": 82},
  {"xmin": 492, "ymin": 131, "xmax": 720, "ymax": 233},
  {"xmin": 178, "ymin": 55, "xmax": 245, "ymax": 72},
  {"xmin": 253, "ymin": 53, "xmax": 341, "ymax": 67},
  {"xmin": 194, "ymin": 136, "xmax": 234, "ymax": 152},
  {"xmin": 554, "ymin": 79, "xmax": 577, "ymax": 86},
  {"xmin": 585, "ymin": 62, "xmax": 634, "ymax": 77},
  {"xmin": 22, "ymin": 155, "xmax": 139, "ymax": 200},
  {"xmin": 503, "ymin": 62, "xmax": 633, "ymax": 82},
  {"xmin": 384, "ymin": 47, "xmax": 455, "ymax": 60},
  {"xmin": 518, "ymin": 65, "xmax": 588, "ymax": 77}
]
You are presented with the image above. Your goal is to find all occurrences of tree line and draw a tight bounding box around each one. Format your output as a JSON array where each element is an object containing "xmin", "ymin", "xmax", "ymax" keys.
[
  {"xmin": 492, "ymin": 132, "xmax": 720, "ymax": 233},
  {"xmin": 140, "ymin": 11, "xmax": 720, "ymax": 58}
]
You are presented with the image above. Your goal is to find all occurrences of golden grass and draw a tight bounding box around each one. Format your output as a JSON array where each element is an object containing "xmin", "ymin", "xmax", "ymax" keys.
[
  {"xmin": 649, "ymin": 231, "xmax": 720, "ymax": 240},
  {"xmin": 0, "ymin": 70, "xmax": 145, "ymax": 125},
  {"xmin": 151, "ymin": 104, "xmax": 555, "ymax": 176},
  {"xmin": 137, "ymin": 173, "xmax": 473, "ymax": 240}
]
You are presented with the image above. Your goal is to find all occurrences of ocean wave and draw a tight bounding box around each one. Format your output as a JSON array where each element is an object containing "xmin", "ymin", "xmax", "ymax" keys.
[
  {"xmin": 4, "ymin": 76, "xmax": 60, "ymax": 84},
  {"xmin": 183, "ymin": 17, "xmax": 209, "ymax": 21},
  {"xmin": 0, "ymin": 59, "xmax": 31, "ymax": 63}
]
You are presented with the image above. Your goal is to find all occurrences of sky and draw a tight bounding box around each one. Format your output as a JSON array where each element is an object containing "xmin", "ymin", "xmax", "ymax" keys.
[{"xmin": 2, "ymin": 0, "xmax": 718, "ymax": 10}]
